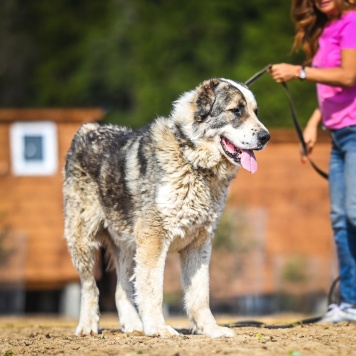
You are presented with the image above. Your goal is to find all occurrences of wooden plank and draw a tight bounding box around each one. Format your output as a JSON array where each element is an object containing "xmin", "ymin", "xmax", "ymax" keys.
[{"xmin": 0, "ymin": 108, "xmax": 105, "ymax": 123}]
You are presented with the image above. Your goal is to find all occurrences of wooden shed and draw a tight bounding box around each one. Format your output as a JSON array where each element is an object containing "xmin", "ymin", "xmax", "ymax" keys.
[{"xmin": 0, "ymin": 109, "xmax": 104, "ymax": 296}]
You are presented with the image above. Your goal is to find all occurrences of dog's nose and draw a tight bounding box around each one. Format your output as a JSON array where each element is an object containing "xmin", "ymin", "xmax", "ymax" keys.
[{"xmin": 257, "ymin": 130, "xmax": 270, "ymax": 145}]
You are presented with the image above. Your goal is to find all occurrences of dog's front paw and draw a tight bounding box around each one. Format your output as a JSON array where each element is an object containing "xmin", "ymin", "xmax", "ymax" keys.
[
  {"xmin": 121, "ymin": 320, "xmax": 144, "ymax": 333},
  {"xmin": 197, "ymin": 325, "xmax": 235, "ymax": 338},
  {"xmin": 144, "ymin": 324, "xmax": 179, "ymax": 338},
  {"xmin": 75, "ymin": 322, "xmax": 99, "ymax": 336}
]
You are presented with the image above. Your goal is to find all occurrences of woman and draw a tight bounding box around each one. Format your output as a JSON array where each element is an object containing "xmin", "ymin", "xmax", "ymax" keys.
[{"xmin": 269, "ymin": 0, "xmax": 356, "ymax": 322}]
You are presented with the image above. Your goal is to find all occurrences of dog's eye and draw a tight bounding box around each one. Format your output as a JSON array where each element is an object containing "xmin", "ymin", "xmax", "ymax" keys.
[{"xmin": 230, "ymin": 107, "xmax": 244, "ymax": 116}]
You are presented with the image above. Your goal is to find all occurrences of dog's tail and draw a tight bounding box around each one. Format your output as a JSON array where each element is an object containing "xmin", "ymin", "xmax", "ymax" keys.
[
  {"xmin": 77, "ymin": 122, "xmax": 100, "ymax": 136},
  {"xmin": 64, "ymin": 122, "xmax": 100, "ymax": 174}
]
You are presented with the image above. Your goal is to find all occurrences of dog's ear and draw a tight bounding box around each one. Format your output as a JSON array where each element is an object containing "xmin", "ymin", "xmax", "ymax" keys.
[{"xmin": 194, "ymin": 79, "xmax": 220, "ymax": 122}]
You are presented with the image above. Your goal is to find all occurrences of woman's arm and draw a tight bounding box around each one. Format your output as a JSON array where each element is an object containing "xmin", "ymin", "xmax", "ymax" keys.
[{"xmin": 269, "ymin": 49, "xmax": 356, "ymax": 87}]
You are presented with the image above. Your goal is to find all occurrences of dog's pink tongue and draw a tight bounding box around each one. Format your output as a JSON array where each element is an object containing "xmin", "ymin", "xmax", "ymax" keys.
[{"xmin": 239, "ymin": 149, "xmax": 257, "ymax": 174}]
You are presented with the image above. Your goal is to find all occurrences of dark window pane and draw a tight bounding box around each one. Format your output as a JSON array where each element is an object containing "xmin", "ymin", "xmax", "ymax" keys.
[{"xmin": 24, "ymin": 136, "xmax": 43, "ymax": 161}]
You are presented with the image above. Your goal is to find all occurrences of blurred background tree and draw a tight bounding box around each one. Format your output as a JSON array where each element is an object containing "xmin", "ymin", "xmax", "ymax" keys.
[{"xmin": 0, "ymin": 0, "xmax": 317, "ymax": 128}]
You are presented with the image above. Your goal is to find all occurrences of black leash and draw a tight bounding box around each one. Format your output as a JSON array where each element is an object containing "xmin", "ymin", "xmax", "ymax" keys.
[
  {"xmin": 224, "ymin": 315, "xmax": 322, "ymax": 329},
  {"xmin": 245, "ymin": 65, "xmax": 329, "ymax": 180},
  {"xmin": 223, "ymin": 275, "xmax": 340, "ymax": 329},
  {"xmin": 244, "ymin": 65, "xmax": 272, "ymax": 87}
]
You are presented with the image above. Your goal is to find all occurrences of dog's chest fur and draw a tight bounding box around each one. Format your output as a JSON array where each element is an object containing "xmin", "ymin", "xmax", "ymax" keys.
[
  {"xmin": 155, "ymin": 164, "xmax": 227, "ymax": 251},
  {"xmin": 147, "ymin": 119, "xmax": 235, "ymax": 246}
]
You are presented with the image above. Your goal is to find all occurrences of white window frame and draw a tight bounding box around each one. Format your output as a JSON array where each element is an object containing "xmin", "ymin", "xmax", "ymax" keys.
[{"xmin": 10, "ymin": 121, "xmax": 58, "ymax": 176}]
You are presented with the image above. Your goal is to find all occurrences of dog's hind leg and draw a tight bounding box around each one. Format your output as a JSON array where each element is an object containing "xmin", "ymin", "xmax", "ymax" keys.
[
  {"xmin": 180, "ymin": 237, "xmax": 235, "ymax": 338},
  {"xmin": 110, "ymin": 241, "xmax": 143, "ymax": 333},
  {"xmin": 64, "ymin": 184, "xmax": 103, "ymax": 336},
  {"xmin": 66, "ymin": 229, "xmax": 101, "ymax": 336}
]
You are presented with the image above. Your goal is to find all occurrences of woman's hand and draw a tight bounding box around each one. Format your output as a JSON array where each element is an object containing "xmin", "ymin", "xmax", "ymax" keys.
[
  {"xmin": 268, "ymin": 63, "xmax": 301, "ymax": 83},
  {"xmin": 301, "ymin": 125, "xmax": 318, "ymax": 163},
  {"xmin": 300, "ymin": 108, "xmax": 322, "ymax": 163}
]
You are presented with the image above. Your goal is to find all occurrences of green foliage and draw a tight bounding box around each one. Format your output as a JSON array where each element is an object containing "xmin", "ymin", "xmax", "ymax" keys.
[
  {"xmin": 289, "ymin": 351, "xmax": 303, "ymax": 356},
  {"xmin": 256, "ymin": 332, "xmax": 263, "ymax": 340},
  {"xmin": 0, "ymin": 0, "xmax": 317, "ymax": 128},
  {"xmin": 213, "ymin": 207, "xmax": 257, "ymax": 254},
  {"xmin": 1, "ymin": 352, "xmax": 15, "ymax": 356},
  {"xmin": 282, "ymin": 255, "xmax": 308, "ymax": 283},
  {"xmin": 0, "ymin": 224, "xmax": 14, "ymax": 266},
  {"xmin": 164, "ymin": 291, "xmax": 183, "ymax": 306}
]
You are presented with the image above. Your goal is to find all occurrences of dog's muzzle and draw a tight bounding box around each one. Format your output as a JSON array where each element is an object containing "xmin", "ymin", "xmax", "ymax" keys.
[{"xmin": 220, "ymin": 129, "xmax": 270, "ymax": 174}]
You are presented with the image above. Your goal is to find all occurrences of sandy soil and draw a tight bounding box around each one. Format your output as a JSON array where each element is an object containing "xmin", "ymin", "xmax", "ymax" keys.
[{"xmin": 1, "ymin": 314, "xmax": 356, "ymax": 356}]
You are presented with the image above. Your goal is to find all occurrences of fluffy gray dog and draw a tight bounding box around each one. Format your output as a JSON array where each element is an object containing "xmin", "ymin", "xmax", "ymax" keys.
[{"xmin": 63, "ymin": 78, "xmax": 270, "ymax": 338}]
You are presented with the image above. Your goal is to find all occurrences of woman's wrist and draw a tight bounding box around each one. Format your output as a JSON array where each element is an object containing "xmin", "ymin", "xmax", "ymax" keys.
[
  {"xmin": 296, "ymin": 65, "xmax": 306, "ymax": 81},
  {"xmin": 295, "ymin": 65, "xmax": 302, "ymax": 79}
]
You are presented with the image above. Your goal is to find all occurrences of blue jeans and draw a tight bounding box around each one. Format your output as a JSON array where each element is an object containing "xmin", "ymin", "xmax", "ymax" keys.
[{"xmin": 329, "ymin": 125, "xmax": 356, "ymax": 304}]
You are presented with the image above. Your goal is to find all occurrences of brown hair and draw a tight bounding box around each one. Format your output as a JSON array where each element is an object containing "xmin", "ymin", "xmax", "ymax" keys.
[{"xmin": 291, "ymin": 0, "xmax": 356, "ymax": 63}]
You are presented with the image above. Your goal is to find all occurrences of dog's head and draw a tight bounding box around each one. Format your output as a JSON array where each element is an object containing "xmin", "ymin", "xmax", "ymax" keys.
[{"xmin": 173, "ymin": 78, "xmax": 270, "ymax": 174}]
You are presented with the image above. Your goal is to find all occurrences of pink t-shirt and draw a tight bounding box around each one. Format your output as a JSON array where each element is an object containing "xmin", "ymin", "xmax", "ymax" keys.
[{"xmin": 312, "ymin": 10, "xmax": 356, "ymax": 129}]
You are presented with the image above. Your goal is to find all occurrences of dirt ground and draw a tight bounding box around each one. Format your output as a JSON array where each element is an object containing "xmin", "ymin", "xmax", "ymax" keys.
[{"xmin": 1, "ymin": 313, "xmax": 356, "ymax": 356}]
